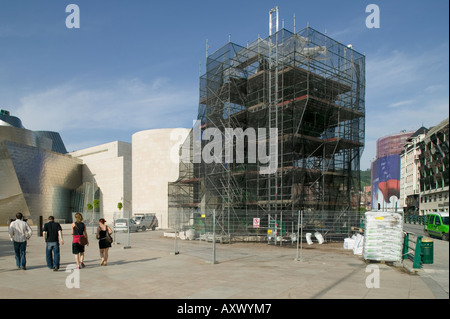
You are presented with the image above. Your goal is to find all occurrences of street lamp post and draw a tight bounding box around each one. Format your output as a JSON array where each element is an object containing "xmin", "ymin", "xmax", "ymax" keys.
[{"xmin": 120, "ymin": 197, "xmax": 131, "ymax": 249}]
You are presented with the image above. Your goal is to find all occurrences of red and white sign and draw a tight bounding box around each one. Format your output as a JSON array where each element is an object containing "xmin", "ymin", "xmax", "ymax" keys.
[{"xmin": 253, "ymin": 218, "xmax": 260, "ymax": 228}]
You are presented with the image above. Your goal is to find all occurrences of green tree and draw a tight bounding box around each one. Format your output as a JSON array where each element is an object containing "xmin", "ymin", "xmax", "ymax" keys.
[
  {"xmin": 93, "ymin": 199, "xmax": 100, "ymax": 212},
  {"xmin": 360, "ymin": 169, "xmax": 371, "ymax": 188}
]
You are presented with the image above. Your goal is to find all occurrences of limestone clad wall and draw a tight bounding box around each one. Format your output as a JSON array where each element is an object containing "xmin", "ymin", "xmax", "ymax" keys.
[{"xmin": 132, "ymin": 128, "xmax": 190, "ymax": 229}]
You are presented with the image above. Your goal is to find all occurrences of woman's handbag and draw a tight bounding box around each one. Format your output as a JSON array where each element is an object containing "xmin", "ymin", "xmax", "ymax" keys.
[
  {"xmin": 105, "ymin": 227, "xmax": 113, "ymax": 244},
  {"xmin": 78, "ymin": 236, "xmax": 88, "ymax": 246},
  {"xmin": 74, "ymin": 223, "xmax": 88, "ymax": 246}
]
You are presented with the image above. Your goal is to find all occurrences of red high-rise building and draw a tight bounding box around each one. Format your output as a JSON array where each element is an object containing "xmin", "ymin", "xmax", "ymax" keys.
[{"xmin": 372, "ymin": 131, "xmax": 414, "ymax": 211}]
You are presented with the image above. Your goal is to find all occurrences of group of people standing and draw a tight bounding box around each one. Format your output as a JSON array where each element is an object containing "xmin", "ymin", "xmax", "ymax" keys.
[{"xmin": 8, "ymin": 212, "xmax": 113, "ymax": 270}]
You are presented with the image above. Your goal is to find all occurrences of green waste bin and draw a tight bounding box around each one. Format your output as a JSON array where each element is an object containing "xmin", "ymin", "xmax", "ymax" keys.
[{"xmin": 421, "ymin": 239, "xmax": 434, "ymax": 264}]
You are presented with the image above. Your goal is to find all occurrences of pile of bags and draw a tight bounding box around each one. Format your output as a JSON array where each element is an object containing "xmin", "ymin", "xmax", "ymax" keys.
[
  {"xmin": 305, "ymin": 232, "xmax": 325, "ymax": 245},
  {"xmin": 343, "ymin": 211, "xmax": 403, "ymax": 261},
  {"xmin": 362, "ymin": 211, "xmax": 403, "ymax": 262},
  {"xmin": 343, "ymin": 233, "xmax": 364, "ymax": 255}
]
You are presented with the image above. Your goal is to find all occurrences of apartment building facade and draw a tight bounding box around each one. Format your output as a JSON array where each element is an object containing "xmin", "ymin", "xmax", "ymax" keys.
[
  {"xmin": 418, "ymin": 118, "xmax": 449, "ymax": 215},
  {"xmin": 400, "ymin": 127, "xmax": 428, "ymax": 214}
]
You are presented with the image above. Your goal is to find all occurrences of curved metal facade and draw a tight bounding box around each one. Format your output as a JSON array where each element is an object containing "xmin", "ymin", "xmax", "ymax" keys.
[
  {"xmin": 35, "ymin": 131, "xmax": 68, "ymax": 154},
  {"xmin": 0, "ymin": 126, "xmax": 67, "ymax": 154},
  {"xmin": 0, "ymin": 110, "xmax": 24, "ymax": 128},
  {"xmin": 0, "ymin": 125, "xmax": 82, "ymax": 224}
]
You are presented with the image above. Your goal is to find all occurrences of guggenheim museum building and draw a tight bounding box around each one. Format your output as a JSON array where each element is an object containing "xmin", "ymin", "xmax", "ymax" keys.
[
  {"xmin": 1, "ymin": 109, "xmax": 189, "ymax": 227},
  {"xmin": 0, "ymin": 109, "xmax": 82, "ymax": 224}
]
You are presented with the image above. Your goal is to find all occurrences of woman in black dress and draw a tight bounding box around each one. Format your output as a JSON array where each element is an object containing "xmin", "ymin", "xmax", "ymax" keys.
[
  {"xmin": 72, "ymin": 213, "xmax": 88, "ymax": 269},
  {"xmin": 96, "ymin": 218, "xmax": 112, "ymax": 266}
]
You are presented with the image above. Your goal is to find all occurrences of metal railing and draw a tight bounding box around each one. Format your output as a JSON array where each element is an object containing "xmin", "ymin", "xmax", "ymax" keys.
[
  {"xmin": 402, "ymin": 232, "xmax": 423, "ymax": 269},
  {"xmin": 404, "ymin": 215, "xmax": 426, "ymax": 225}
]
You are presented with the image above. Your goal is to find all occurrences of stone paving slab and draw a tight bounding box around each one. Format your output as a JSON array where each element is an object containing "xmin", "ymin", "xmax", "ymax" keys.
[{"xmin": 0, "ymin": 226, "xmax": 443, "ymax": 301}]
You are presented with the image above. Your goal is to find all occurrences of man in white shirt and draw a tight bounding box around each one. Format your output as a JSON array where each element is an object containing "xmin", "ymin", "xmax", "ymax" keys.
[{"xmin": 9, "ymin": 212, "xmax": 33, "ymax": 270}]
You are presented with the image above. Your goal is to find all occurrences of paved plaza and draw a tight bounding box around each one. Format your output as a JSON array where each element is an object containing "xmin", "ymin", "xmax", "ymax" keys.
[{"xmin": 0, "ymin": 224, "xmax": 447, "ymax": 301}]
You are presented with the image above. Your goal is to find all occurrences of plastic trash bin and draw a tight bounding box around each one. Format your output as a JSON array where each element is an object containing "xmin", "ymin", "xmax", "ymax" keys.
[{"xmin": 421, "ymin": 238, "xmax": 434, "ymax": 264}]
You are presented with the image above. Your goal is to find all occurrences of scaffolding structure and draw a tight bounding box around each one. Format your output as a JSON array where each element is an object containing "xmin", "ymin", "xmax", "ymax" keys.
[{"xmin": 169, "ymin": 15, "xmax": 365, "ymax": 242}]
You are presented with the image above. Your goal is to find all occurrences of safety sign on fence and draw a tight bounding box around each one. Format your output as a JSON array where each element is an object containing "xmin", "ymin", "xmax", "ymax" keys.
[{"xmin": 253, "ymin": 218, "xmax": 260, "ymax": 228}]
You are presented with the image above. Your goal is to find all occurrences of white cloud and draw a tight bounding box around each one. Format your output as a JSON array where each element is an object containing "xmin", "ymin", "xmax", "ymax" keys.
[
  {"xmin": 388, "ymin": 99, "xmax": 413, "ymax": 108},
  {"xmin": 15, "ymin": 77, "xmax": 198, "ymax": 133},
  {"xmin": 361, "ymin": 95, "xmax": 449, "ymax": 170},
  {"xmin": 361, "ymin": 41, "xmax": 449, "ymax": 170},
  {"xmin": 366, "ymin": 42, "xmax": 448, "ymax": 100},
  {"xmin": 366, "ymin": 51, "xmax": 419, "ymax": 95}
]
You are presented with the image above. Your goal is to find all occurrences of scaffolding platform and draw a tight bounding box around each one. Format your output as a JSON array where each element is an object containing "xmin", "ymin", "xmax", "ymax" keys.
[{"xmin": 169, "ymin": 19, "xmax": 365, "ymax": 241}]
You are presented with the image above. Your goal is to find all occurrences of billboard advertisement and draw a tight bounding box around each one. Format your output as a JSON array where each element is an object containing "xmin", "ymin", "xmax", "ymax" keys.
[{"xmin": 371, "ymin": 154, "xmax": 401, "ymax": 211}]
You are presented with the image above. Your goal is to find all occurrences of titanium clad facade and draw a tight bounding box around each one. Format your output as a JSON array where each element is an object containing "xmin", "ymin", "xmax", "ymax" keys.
[
  {"xmin": 0, "ymin": 141, "xmax": 27, "ymax": 219},
  {"xmin": 0, "ymin": 109, "xmax": 23, "ymax": 128},
  {"xmin": 0, "ymin": 112, "xmax": 82, "ymax": 224},
  {"xmin": 35, "ymin": 131, "xmax": 68, "ymax": 154},
  {"xmin": 0, "ymin": 140, "xmax": 82, "ymax": 223}
]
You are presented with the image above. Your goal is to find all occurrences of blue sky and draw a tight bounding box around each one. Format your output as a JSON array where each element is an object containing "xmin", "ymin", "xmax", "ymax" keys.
[{"xmin": 0, "ymin": 0, "xmax": 448, "ymax": 170}]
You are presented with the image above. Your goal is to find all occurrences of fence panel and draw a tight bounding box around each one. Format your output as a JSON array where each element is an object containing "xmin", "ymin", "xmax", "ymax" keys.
[
  {"xmin": 112, "ymin": 211, "xmax": 133, "ymax": 248},
  {"xmin": 167, "ymin": 208, "xmax": 363, "ymax": 263}
]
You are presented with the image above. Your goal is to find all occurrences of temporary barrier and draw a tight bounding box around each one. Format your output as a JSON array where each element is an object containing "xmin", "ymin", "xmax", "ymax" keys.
[{"xmin": 402, "ymin": 232, "xmax": 423, "ymax": 269}]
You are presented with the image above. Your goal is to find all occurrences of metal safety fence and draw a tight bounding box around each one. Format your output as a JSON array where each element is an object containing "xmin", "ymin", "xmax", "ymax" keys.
[
  {"xmin": 167, "ymin": 208, "xmax": 363, "ymax": 263},
  {"xmin": 404, "ymin": 215, "xmax": 426, "ymax": 225},
  {"xmin": 70, "ymin": 209, "xmax": 362, "ymax": 263},
  {"xmin": 402, "ymin": 232, "xmax": 423, "ymax": 269},
  {"xmin": 169, "ymin": 209, "xmax": 362, "ymax": 243}
]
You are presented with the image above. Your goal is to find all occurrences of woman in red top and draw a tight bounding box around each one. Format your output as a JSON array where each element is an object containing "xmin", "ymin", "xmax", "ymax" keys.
[{"xmin": 72, "ymin": 213, "xmax": 89, "ymax": 269}]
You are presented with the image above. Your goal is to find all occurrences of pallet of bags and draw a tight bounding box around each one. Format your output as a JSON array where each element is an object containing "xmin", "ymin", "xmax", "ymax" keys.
[
  {"xmin": 343, "ymin": 236, "xmax": 355, "ymax": 249},
  {"xmin": 363, "ymin": 211, "xmax": 403, "ymax": 262},
  {"xmin": 343, "ymin": 233, "xmax": 364, "ymax": 255},
  {"xmin": 353, "ymin": 233, "xmax": 364, "ymax": 255}
]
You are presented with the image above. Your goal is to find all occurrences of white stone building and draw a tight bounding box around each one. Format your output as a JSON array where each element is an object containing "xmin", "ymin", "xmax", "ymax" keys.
[
  {"xmin": 70, "ymin": 128, "xmax": 190, "ymax": 228},
  {"xmin": 69, "ymin": 141, "xmax": 132, "ymax": 223},
  {"xmin": 132, "ymin": 128, "xmax": 190, "ymax": 229}
]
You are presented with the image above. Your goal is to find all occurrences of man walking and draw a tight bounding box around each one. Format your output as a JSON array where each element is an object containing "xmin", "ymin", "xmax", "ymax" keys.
[
  {"xmin": 8, "ymin": 212, "xmax": 32, "ymax": 270},
  {"xmin": 43, "ymin": 216, "xmax": 64, "ymax": 271}
]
